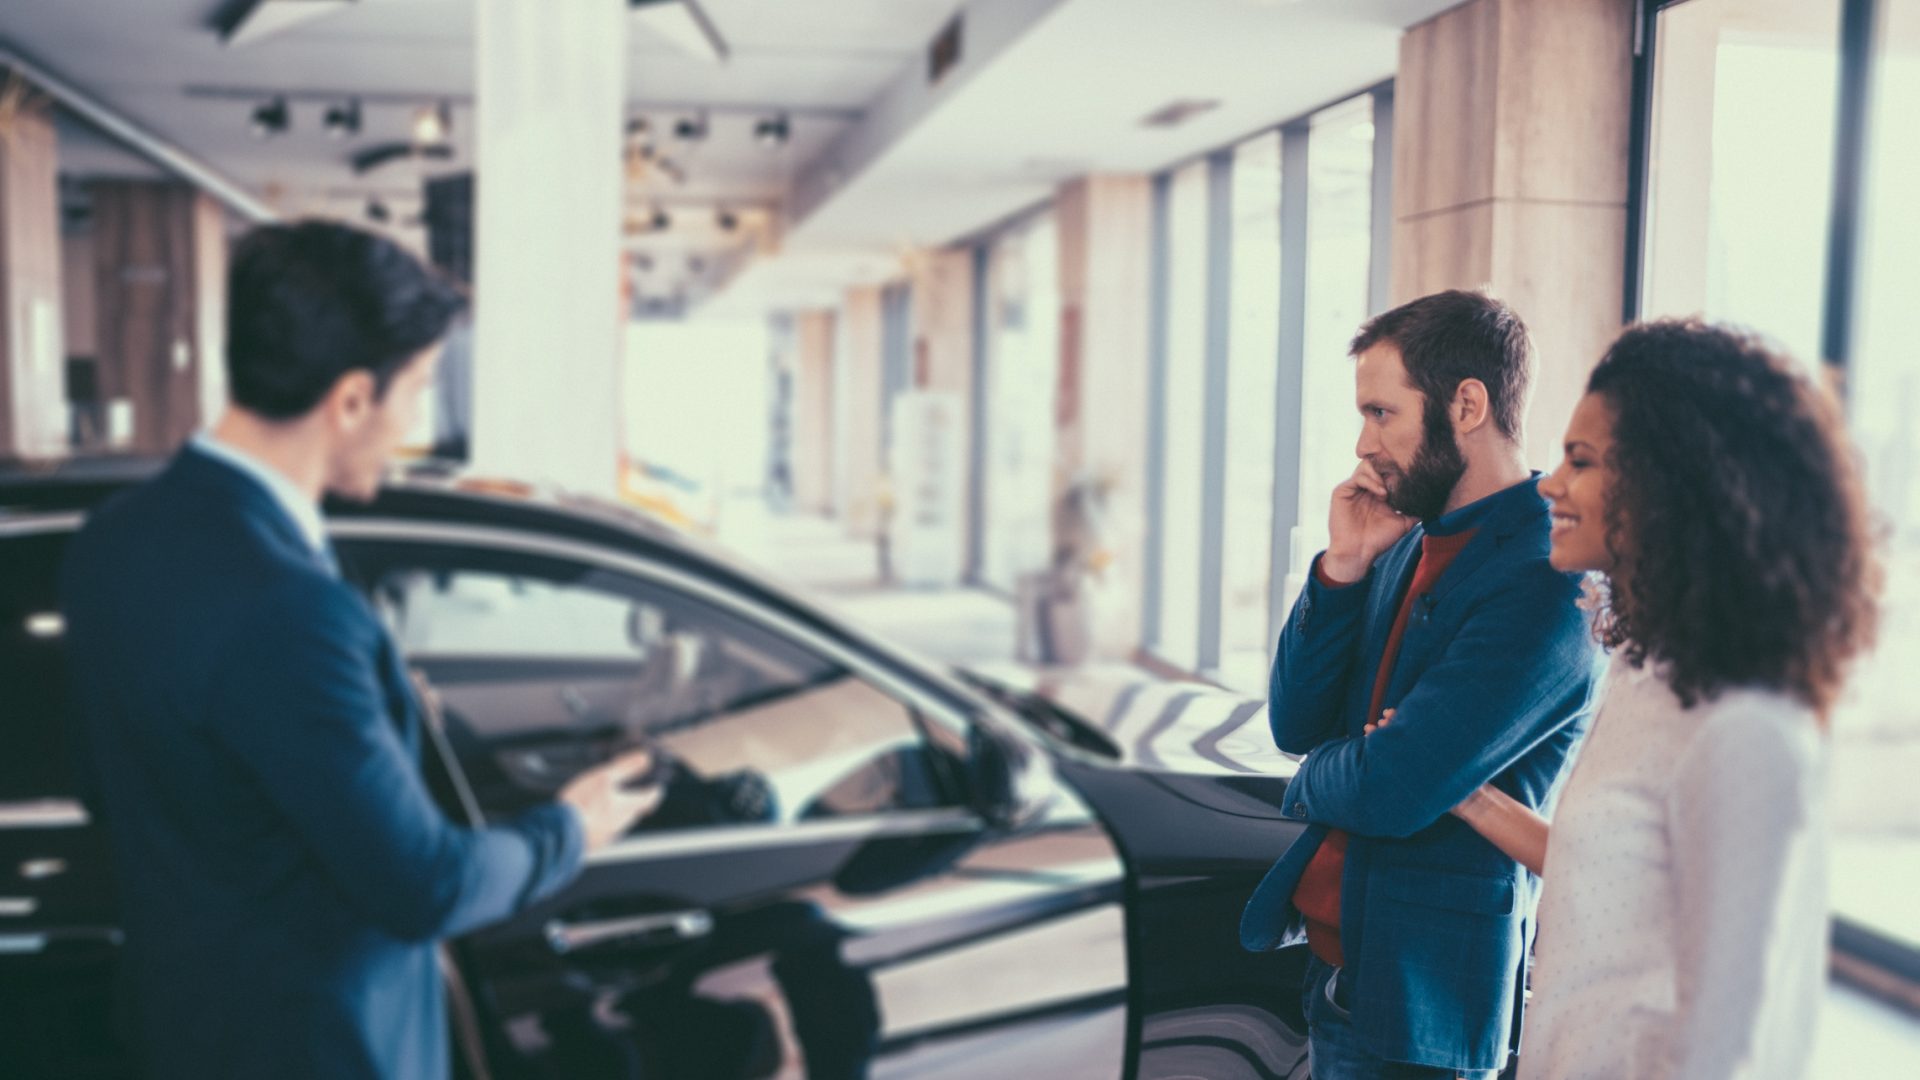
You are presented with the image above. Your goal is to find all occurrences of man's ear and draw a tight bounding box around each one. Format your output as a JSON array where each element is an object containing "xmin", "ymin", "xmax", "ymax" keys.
[
  {"xmin": 325, "ymin": 370, "xmax": 379, "ymax": 433},
  {"xmin": 1452, "ymin": 378, "xmax": 1492, "ymax": 436}
]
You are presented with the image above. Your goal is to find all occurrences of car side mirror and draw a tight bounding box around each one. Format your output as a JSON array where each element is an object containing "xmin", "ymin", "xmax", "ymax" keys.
[{"xmin": 965, "ymin": 719, "xmax": 1058, "ymax": 831}]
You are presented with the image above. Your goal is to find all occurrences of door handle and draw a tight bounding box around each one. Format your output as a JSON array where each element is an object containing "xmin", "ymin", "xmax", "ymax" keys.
[{"xmin": 544, "ymin": 908, "xmax": 713, "ymax": 956}]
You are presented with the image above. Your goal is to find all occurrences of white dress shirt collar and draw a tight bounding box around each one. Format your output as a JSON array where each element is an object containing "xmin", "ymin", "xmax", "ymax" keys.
[{"xmin": 190, "ymin": 432, "xmax": 329, "ymax": 558}]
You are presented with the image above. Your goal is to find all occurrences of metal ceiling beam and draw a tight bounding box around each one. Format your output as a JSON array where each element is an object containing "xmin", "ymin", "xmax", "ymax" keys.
[
  {"xmin": 182, "ymin": 84, "xmax": 862, "ymax": 121},
  {"xmin": 0, "ymin": 39, "xmax": 278, "ymax": 223}
]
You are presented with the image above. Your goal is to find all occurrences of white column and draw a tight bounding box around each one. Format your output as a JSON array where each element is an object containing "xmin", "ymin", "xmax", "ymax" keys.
[{"xmin": 472, "ymin": 0, "xmax": 627, "ymax": 493}]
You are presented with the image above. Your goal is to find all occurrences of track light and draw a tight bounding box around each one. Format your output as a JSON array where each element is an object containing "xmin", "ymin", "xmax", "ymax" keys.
[
  {"xmin": 753, "ymin": 113, "xmax": 789, "ymax": 147},
  {"xmin": 715, "ymin": 207, "xmax": 738, "ymax": 232},
  {"xmin": 249, "ymin": 97, "xmax": 289, "ymax": 138},
  {"xmin": 673, "ymin": 111, "xmax": 708, "ymax": 142},
  {"xmin": 412, "ymin": 101, "xmax": 452, "ymax": 146},
  {"xmin": 651, "ymin": 207, "xmax": 671, "ymax": 231},
  {"xmin": 627, "ymin": 116, "xmax": 651, "ymax": 137},
  {"xmin": 365, "ymin": 198, "xmax": 390, "ymax": 223},
  {"xmin": 323, "ymin": 99, "xmax": 361, "ymax": 139}
]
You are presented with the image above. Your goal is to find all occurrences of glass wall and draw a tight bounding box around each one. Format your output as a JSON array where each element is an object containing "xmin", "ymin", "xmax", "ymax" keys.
[
  {"xmin": 1153, "ymin": 160, "xmax": 1213, "ymax": 669},
  {"xmin": 979, "ymin": 213, "xmax": 1060, "ymax": 594},
  {"xmin": 1173, "ymin": 91, "xmax": 1385, "ymax": 694},
  {"xmin": 1643, "ymin": 0, "xmax": 1920, "ymax": 956},
  {"xmin": 1218, "ymin": 132, "xmax": 1284, "ymax": 684},
  {"xmin": 1835, "ymin": 0, "xmax": 1920, "ymax": 954},
  {"xmin": 1292, "ymin": 94, "xmax": 1376, "ymax": 613},
  {"xmin": 1643, "ymin": 0, "xmax": 1842, "ymax": 364}
]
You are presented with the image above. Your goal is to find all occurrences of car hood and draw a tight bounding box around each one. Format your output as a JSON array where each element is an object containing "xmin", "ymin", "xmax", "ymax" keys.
[{"xmin": 963, "ymin": 661, "xmax": 1299, "ymax": 780}]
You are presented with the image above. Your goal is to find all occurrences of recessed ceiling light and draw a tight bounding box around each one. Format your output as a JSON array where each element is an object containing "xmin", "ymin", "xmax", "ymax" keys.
[
  {"xmin": 1139, "ymin": 99, "xmax": 1222, "ymax": 129},
  {"xmin": 412, "ymin": 102, "xmax": 452, "ymax": 147},
  {"xmin": 24, "ymin": 613, "xmax": 63, "ymax": 639}
]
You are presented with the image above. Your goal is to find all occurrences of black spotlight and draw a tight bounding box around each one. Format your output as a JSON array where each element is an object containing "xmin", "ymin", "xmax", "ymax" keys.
[
  {"xmin": 323, "ymin": 99, "xmax": 361, "ymax": 139},
  {"xmin": 753, "ymin": 113, "xmax": 789, "ymax": 146},
  {"xmin": 249, "ymin": 97, "xmax": 290, "ymax": 138},
  {"xmin": 365, "ymin": 198, "xmax": 391, "ymax": 224},
  {"xmin": 651, "ymin": 207, "xmax": 671, "ymax": 231},
  {"xmin": 626, "ymin": 116, "xmax": 650, "ymax": 137},
  {"xmin": 715, "ymin": 207, "xmax": 738, "ymax": 232},
  {"xmin": 672, "ymin": 112, "xmax": 708, "ymax": 141}
]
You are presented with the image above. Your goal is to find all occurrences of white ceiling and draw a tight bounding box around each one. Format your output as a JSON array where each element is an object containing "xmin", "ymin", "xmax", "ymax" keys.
[{"xmin": 0, "ymin": 0, "xmax": 1466, "ymax": 312}]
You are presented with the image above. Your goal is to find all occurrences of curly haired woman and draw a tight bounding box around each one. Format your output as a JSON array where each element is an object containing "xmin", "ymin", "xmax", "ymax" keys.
[{"xmin": 1378, "ymin": 320, "xmax": 1882, "ymax": 1079}]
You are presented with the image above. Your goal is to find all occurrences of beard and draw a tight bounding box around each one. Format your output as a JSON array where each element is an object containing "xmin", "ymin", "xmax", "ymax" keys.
[{"xmin": 1376, "ymin": 401, "xmax": 1468, "ymax": 521}]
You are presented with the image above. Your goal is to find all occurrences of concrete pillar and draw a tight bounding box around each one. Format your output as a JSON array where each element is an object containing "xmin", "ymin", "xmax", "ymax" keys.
[
  {"xmin": 1392, "ymin": 0, "xmax": 1634, "ymax": 466},
  {"xmin": 472, "ymin": 0, "xmax": 626, "ymax": 493},
  {"xmin": 0, "ymin": 95, "xmax": 66, "ymax": 458},
  {"xmin": 1054, "ymin": 174, "xmax": 1153, "ymax": 658},
  {"xmin": 906, "ymin": 248, "xmax": 977, "ymax": 564},
  {"xmin": 838, "ymin": 284, "xmax": 886, "ymax": 539},
  {"xmin": 88, "ymin": 181, "xmax": 227, "ymax": 457},
  {"xmin": 791, "ymin": 309, "xmax": 837, "ymax": 515}
]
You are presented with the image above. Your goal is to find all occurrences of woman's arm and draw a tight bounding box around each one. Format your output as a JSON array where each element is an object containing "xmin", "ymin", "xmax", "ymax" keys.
[
  {"xmin": 1451, "ymin": 784, "xmax": 1550, "ymax": 876},
  {"xmin": 1367, "ymin": 708, "xmax": 1551, "ymax": 875}
]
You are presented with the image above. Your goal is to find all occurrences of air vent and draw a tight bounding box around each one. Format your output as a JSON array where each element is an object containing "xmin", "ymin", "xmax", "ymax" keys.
[{"xmin": 1140, "ymin": 99, "xmax": 1222, "ymax": 129}]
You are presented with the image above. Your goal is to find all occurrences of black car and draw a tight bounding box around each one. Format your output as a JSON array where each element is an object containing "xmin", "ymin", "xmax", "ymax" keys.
[{"xmin": 0, "ymin": 460, "xmax": 1312, "ymax": 1080}]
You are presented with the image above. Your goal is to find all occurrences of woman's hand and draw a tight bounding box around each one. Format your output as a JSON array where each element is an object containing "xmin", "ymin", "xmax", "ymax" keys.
[{"xmin": 1367, "ymin": 707, "xmax": 1548, "ymax": 874}]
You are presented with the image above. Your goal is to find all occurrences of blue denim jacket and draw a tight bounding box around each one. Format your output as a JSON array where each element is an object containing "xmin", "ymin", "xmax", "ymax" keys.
[{"xmin": 1241, "ymin": 476, "xmax": 1599, "ymax": 1074}]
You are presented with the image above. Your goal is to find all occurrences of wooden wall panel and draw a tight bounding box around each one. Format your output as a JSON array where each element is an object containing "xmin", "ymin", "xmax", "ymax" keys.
[
  {"xmin": 91, "ymin": 181, "xmax": 216, "ymax": 456},
  {"xmin": 0, "ymin": 100, "xmax": 66, "ymax": 458}
]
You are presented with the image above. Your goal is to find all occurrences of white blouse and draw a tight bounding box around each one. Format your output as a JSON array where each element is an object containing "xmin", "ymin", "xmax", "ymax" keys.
[{"xmin": 1520, "ymin": 654, "xmax": 1829, "ymax": 1080}]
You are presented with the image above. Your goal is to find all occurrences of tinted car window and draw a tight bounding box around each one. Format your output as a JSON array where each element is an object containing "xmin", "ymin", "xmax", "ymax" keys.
[{"xmin": 342, "ymin": 539, "xmax": 961, "ymax": 831}]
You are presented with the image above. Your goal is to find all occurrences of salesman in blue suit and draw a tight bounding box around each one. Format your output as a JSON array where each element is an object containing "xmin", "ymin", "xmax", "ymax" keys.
[
  {"xmin": 1240, "ymin": 291, "xmax": 1598, "ymax": 1079},
  {"xmin": 61, "ymin": 221, "xmax": 662, "ymax": 1079}
]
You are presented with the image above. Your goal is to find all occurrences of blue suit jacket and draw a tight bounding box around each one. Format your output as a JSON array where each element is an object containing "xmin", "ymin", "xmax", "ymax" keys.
[
  {"xmin": 60, "ymin": 446, "xmax": 584, "ymax": 1079},
  {"xmin": 1240, "ymin": 476, "xmax": 1598, "ymax": 1074}
]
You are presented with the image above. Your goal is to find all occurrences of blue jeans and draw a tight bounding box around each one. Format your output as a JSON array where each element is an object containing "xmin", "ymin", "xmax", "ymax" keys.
[{"xmin": 1303, "ymin": 955, "xmax": 1496, "ymax": 1080}]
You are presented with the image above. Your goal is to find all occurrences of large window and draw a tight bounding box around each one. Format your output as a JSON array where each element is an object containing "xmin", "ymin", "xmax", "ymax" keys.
[
  {"xmin": 1642, "ymin": 0, "xmax": 1842, "ymax": 363},
  {"xmin": 1218, "ymin": 133, "xmax": 1284, "ymax": 684},
  {"xmin": 1293, "ymin": 95, "xmax": 1377, "ymax": 610},
  {"xmin": 980, "ymin": 214, "xmax": 1061, "ymax": 594},
  {"xmin": 1642, "ymin": 0, "xmax": 1920, "ymax": 958},
  {"xmin": 1835, "ymin": 0, "xmax": 1920, "ymax": 955},
  {"xmin": 1154, "ymin": 160, "xmax": 1213, "ymax": 670}
]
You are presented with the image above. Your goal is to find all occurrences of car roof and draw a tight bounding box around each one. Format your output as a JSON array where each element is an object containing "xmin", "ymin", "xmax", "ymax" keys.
[{"xmin": 0, "ymin": 454, "xmax": 984, "ymax": 717}]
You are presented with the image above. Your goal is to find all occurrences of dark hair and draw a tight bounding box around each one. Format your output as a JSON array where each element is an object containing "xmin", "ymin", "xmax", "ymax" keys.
[
  {"xmin": 225, "ymin": 220, "xmax": 465, "ymax": 420},
  {"xmin": 1349, "ymin": 289, "xmax": 1533, "ymax": 442},
  {"xmin": 1589, "ymin": 319, "xmax": 1881, "ymax": 714}
]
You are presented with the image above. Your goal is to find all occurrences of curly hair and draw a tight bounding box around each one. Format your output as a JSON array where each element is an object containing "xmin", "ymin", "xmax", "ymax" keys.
[{"xmin": 1587, "ymin": 319, "xmax": 1881, "ymax": 714}]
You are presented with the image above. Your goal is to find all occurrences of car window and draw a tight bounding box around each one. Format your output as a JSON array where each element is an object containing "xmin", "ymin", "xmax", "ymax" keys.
[{"xmin": 342, "ymin": 538, "xmax": 963, "ymax": 831}]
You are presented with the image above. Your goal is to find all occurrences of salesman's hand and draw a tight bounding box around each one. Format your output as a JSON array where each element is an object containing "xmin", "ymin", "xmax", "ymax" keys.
[
  {"xmin": 1323, "ymin": 460, "xmax": 1415, "ymax": 584},
  {"xmin": 559, "ymin": 749, "xmax": 665, "ymax": 851}
]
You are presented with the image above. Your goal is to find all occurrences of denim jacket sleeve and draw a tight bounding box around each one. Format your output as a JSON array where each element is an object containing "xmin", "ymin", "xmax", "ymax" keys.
[
  {"xmin": 1281, "ymin": 558, "xmax": 1590, "ymax": 838},
  {"xmin": 1268, "ymin": 552, "xmax": 1372, "ymax": 756}
]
